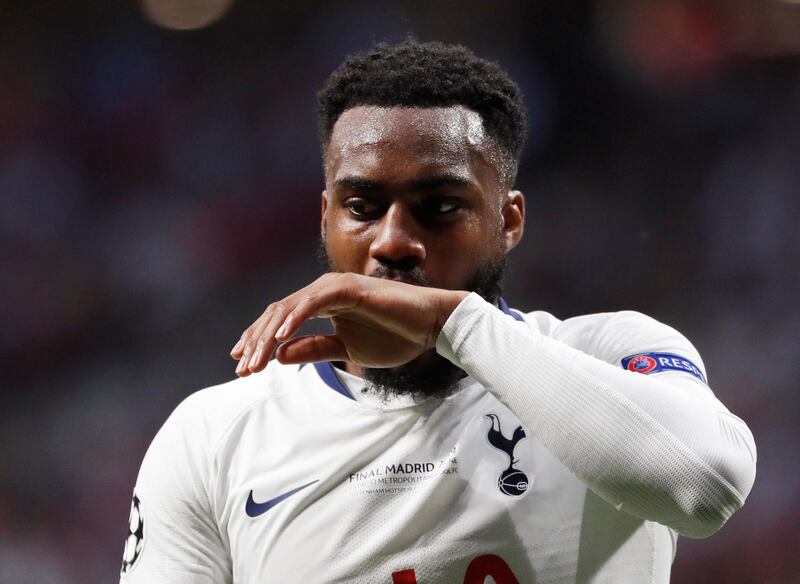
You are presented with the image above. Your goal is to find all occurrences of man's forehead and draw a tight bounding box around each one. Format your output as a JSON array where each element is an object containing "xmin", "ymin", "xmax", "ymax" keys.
[
  {"xmin": 326, "ymin": 105, "xmax": 495, "ymax": 179},
  {"xmin": 330, "ymin": 105, "xmax": 487, "ymax": 149}
]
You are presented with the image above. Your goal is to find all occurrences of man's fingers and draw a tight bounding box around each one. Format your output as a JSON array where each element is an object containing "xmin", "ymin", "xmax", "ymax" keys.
[
  {"xmin": 230, "ymin": 334, "xmax": 247, "ymax": 359},
  {"xmin": 275, "ymin": 298, "xmax": 321, "ymax": 342},
  {"xmin": 275, "ymin": 335, "xmax": 348, "ymax": 365},
  {"xmin": 236, "ymin": 334, "xmax": 275, "ymax": 376},
  {"xmin": 235, "ymin": 299, "xmax": 297, "ymax": 375},
  {"xmin": 234, "ymin": 273, "xmax": 365, "ymax": 375},
  {"xmin": 276, "ymin": 280, "xmax": 362, "ymax": 342}
]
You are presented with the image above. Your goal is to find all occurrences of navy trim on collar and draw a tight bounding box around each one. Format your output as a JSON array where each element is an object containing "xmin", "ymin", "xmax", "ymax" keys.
[
  {"xmin": 313, "ymin": 362, "xmax": 355, "ymax": 400},
  {"xmin": 498, "ymin": 297, "xmax": 525, "ymax": 322}
]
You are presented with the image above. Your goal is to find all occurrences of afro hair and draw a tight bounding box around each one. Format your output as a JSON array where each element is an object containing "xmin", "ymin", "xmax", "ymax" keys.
[{"xmin": 317, "ymin": 40, "xmax": 527, "ymax": 186}]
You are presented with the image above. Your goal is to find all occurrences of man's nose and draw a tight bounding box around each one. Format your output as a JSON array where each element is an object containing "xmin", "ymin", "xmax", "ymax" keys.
[{"xmin": 369, "ymin": 204, "xmax": 427, "ymax": 266}]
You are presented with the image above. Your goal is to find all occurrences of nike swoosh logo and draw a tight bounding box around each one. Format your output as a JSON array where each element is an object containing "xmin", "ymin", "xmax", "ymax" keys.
[{"xmin": 245, "ymin": 480, "xmax": 318, "ymax": 518}]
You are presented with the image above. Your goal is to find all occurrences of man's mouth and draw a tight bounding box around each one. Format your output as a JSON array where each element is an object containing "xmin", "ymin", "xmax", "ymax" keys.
[
  {"xmin": 369, "ymin": 267, "xmax": 430, "ymax": 287},
  {"xmin": 376, "ymin": 274, "xmax": 424, "ymax": 286}
]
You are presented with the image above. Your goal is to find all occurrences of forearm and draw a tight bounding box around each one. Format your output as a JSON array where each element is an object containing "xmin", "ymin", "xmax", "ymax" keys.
[{"xmin": 436, "ymin": 293, "xmax": 757, "ymax": 538}]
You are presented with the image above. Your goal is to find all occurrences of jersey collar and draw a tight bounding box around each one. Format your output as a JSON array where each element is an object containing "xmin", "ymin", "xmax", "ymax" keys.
[
  {"xmin": 312, "ymin": 362, "xmax": 354, "ymax": 400},
  {"xmin": 498, "ymin": 297, "xmax": 525, "ymax": 322}
]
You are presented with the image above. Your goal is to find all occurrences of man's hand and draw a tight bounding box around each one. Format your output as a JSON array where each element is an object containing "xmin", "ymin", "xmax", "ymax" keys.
[{"xmin": 230, "ymin": 273, "xmax": 469, "ymax": 376}]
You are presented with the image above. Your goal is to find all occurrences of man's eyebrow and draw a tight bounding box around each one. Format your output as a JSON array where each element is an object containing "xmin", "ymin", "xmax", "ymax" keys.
[
  {"xmin": 408, "ymin": 174, "xmax": 473, "ymax": 191},
  {"xmin": 333, "ymin": 176, "xmax": 382, "ymax": 191},
  {"xmin": 333, "ymin": 174, "xmax": 473, "ymax": 192}
]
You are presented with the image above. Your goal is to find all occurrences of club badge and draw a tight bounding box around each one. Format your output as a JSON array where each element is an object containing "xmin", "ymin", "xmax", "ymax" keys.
[{"xmin": 485, "ymin": 413, "xmax": 529, "ymax": 497}]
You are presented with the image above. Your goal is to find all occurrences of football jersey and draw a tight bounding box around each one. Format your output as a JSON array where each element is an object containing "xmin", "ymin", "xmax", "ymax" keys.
[{"xmin": 120, "ymin": 294, "xmax": 756, "ymax": 583}]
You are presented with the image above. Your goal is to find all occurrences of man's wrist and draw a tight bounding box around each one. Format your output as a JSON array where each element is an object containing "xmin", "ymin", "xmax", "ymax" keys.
[{"xmin": 434, "ymin": 290, "xmax": 471, "ymax": 342}]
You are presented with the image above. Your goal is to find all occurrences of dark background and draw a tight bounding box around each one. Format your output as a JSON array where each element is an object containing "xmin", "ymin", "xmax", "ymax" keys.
[{"xmin": 0, "ymin": 0, "xmax": 798, "ymax": 581}]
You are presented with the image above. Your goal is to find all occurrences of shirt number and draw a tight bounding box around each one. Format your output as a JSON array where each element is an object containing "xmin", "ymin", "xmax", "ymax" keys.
[{"xmin": 392, "ymin": 554, "xmax": 520, "ymax": 584}]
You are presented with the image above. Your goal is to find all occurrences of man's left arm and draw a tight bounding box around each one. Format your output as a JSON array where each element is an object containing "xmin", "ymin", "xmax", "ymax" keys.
[{"xmin": 436, "ymin": 293, "xmax": 757, "ymax": 539}]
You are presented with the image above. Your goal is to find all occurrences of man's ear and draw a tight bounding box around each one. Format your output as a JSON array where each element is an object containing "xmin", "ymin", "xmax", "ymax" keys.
[
  {"xmin": 502, "ymin": 190, "xmax": 525, "ymax": 252},
  {"xmin": 320, "ymin": 190, "xmax": 329, "ymax": 240}
]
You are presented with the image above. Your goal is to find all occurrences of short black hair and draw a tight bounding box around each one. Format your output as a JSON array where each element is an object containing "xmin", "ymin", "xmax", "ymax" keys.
[{"xmin": 317, "ymin": 40, "xmax": 527, "ymax": 186}]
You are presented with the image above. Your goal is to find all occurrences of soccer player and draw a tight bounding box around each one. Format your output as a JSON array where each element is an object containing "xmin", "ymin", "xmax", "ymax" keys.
[{"xmin": 121, "ymin": 41, "xmax": 756, "ymax": 583}]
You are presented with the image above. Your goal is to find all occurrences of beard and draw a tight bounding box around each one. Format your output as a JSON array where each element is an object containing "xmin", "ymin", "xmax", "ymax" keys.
[{"xmin": 318, "ymin": 241, "xmax": 507, "ymax": 402}]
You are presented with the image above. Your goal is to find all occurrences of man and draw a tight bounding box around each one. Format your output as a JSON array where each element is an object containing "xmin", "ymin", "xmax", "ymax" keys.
[{"xmin": 121, "ymin": 41, "xmax": 756, "ymax": 583}]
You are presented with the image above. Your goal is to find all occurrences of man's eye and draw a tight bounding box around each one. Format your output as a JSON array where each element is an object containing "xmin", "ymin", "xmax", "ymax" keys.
[
  {"xmin": 423, "ymin": 199, "xmax": 460, "ymax": 215},
  {"xmin": 343, "ymin": 198, "xmax": 380, "ymax": 217}
]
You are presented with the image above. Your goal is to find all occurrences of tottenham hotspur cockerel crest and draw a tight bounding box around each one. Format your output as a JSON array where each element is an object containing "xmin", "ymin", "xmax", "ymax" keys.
[{"xmin": 485, "ymin": 413, "xmax": 529, "ymax": 496}]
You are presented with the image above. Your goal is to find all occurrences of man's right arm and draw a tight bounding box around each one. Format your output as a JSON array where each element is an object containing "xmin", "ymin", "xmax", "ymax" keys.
[
  {"xmin": 120, "ymin": 393, "xmax": 232, "ymax": 583},
  {"xmin": 436, "ymin": 294, "xmax": 756, "ymax": 539}
]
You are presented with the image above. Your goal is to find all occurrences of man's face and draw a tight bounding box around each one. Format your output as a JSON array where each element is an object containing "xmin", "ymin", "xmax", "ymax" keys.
[
  {"xmin": 320, "ymin": 105, "xmax": 524, "ymax": 399},
  {"xmin": 322, "ymin": 105, "xmax": 522, "ymax": 292}
]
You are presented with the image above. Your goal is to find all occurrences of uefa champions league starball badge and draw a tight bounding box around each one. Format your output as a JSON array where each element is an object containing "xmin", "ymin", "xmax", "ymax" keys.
[{"xmin": 120, "ymin": 493, "xmax": 145, "ymax": 576}]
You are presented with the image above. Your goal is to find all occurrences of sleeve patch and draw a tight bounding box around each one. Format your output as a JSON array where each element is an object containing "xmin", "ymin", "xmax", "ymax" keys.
[
  {"xmin": 621, "ymin": 352, "xmax": 706, "ymax": 384},
  {"xmin": 120, "ymin": 492, "xmax": 146, "ymax": 577}
]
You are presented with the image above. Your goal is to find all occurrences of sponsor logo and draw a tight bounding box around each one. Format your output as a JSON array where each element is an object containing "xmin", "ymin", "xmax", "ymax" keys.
[
  {"xmin": 120, "ymin": 493, "xmax": 145, "ymax": 577},
  {"xmin": 485, "ymin": 414, "xmax": 529, "ymax": 497},
  {"xmin": 246, "ymin": 480, "xmax": 318, "ymax": 518},
  {"xmin": 621, "ymin": 352, "xmax": 707, "ymax": 383}
]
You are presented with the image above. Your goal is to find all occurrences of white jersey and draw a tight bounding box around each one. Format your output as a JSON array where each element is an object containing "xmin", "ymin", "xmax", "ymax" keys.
[{"xmin": 121, "ymin": 294, "xmax": 756, "ymax": 583}]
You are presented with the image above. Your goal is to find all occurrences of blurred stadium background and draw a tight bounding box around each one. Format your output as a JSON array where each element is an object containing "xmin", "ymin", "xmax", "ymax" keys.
[{"xmin": 0, "ymin": 0, "xmax": 798, "ymax": 581}]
